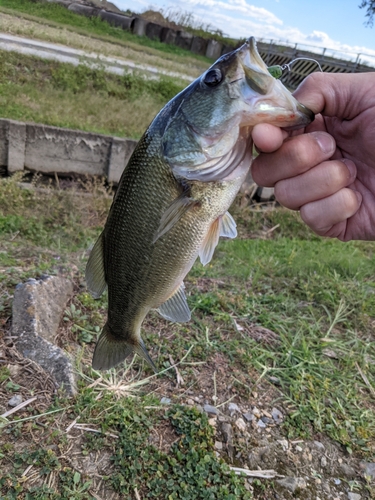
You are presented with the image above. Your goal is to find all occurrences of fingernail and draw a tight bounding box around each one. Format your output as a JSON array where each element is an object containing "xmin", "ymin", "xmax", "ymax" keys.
[
  {"xmin": 313, "ymin": 132, "xmax": 335, "ymax": 154},
  {"xmin": 341, "ymin": 158, "xmax": 357, "ymax": 181}
]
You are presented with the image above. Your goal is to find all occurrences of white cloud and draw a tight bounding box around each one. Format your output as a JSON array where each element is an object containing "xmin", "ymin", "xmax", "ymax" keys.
[{"xmin": 113, "ymin": 0, "xmax": 375, "ymax": 65}]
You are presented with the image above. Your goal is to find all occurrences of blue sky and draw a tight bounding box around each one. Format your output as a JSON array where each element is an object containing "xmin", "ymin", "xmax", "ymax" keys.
[{"xmin": 112, "ymin": 0, "xmax": 375, "ymax": 64}]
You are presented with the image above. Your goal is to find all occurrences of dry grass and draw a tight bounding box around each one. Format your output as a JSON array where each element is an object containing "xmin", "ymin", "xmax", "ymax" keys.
[{"xmin": 0, "ymin": 11, "xmax": 208, "ymax": 78}]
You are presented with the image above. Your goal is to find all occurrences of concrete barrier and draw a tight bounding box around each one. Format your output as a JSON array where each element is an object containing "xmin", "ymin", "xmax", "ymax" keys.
[
  {"xmin": 0, "ymin": 119, "xmax": 137, "ymax": 184},
  {"xmin": 67, "ymin": 3, "xmax": 98, "ymax": 17},
  {"xmin": 206, "ymin": 40, "xmax": 223, "ymax": 59},
  {"xmin": 160, "ymin": 27, "xmax": 177, "ymax": 45},
  {"xmin": 132, "ymin": 17, "xmax": 148, "ymax": 37},
  {"xmin": 175, "ymin": 31, "xmax": 193, "ymax": 51},
  {"xmin": 145, "ymin": 22, "xmax": 163, "ymax": 41},
  {"xmin": 191, "ymin": 36, "xmax": 208, "ymax": 56},
  {"xmin": 98, "ymin": 10, "xmax": 134, "ymax": 30}
]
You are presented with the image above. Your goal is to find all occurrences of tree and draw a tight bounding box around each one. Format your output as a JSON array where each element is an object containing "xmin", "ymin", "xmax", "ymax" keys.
[{"xmin": 359, "ymin": 0, "xmax": 375, "ymax": 26}]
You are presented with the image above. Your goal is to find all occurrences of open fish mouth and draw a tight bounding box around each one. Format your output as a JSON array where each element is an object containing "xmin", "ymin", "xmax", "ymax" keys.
[{"xmin": 237, "ymin": 37, "xmax": 314, "ymax": 129}]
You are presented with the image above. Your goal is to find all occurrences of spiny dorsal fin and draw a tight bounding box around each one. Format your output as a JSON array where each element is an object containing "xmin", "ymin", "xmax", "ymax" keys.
[
  {"xmin": 220, "ymin": 211, "xmax": 237, "ymax": 239},
  {"xmin": 153, "ymin": 192, "xmax": 198, "ymax": 243},
  {"xmin": 199, "ymin": 218, "xmax": 220, "ymax": 266},
  {"xmin": 85, "ymin": 232, "xmax": 107, "ymax": 299},
  {"xmin": 157, "ymin": 282, "xmax": 191, "ymax": 323},
  {"xmin": 92, "ymin": 323, "xmax": 157, "ymax": 373}
]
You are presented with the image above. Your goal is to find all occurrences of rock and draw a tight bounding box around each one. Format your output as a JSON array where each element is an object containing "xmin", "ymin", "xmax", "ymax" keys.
[
  {"xmin": 243, "ymin": 412, "xmax": 254, "ymax": 422},
  {"xmin": 277, "ymin": 439, "xmax": 289, "ymax": 451},
  {"xmin": 186, "ymin": 399, "xmax": 194, "ymax": 406},
  {"xmin": 257, "ymin": 419, "xmax": 266, "ymax": 428},
  {"xmin": 334, "ymin": 478, "xmax": 341, "ymax": 485},
  {"xmin": 271, "ymin": 407, "xmax": 283, "ymax": 424},
  {"xmin": 348, "ymin": 493, "xmax": 361, "ymax": 500},
  {"xmin": 208, "ymin": 418, "xmax": 216, "ymax": 427},
  {"xmin": 203, "ymin": 404, "xmax": 218, "ymax": 415},
  {"xmin": 321, "ymin": 456, "xmax": 327, "ymax": 467},
  {"xmin": 8, "ymin": 395, "xmax": 23, "ymax": 407},
  {"xmin": 214, "ymin": 441, "xmax": 223, "ymax": 450},
  {"xmin": 221, "ymin": 422, "xmax": 234, "ymax": 459},
  {"xmin": 313, "ymin": 440, "xmax": 325, "ymax": 451},
  {"xmin": 235, "ymin": 417, "xmax": 246, "ymax": 432},
  {"xmin": 340, "ymin": 464, "xmax": 356, "ymax": 478},
  {"xmin": 295, "ymin": 445, "xmax": 303, "ymax": 452},
  {"xmin": 261, "ymin": 416, "xmax": 272, "ymax": 424},
  {"xmin": 276, "ymin": 477, "xmax": 307, "ymax": 493},
  {"xmin": 228, "ymin": 402, "xmax": 240, "ymax": 415},
  {"xmin": 12, "ymin": 275, "xmax": 76, "ymax": 395},
  {"xmin": 8, "ymin": 365, "xmax": 21, "ymax": 377},
  {"xmin": 268, "ymin": 376, "xmax": 281, "ymax": 385},
  {"xmin": 160, "ymin": 397, "xmax": 171, "ymax": 404},
  {"xmin": 360, "ymin": 461, "xmax": 375, "ymax": 478},
  {"xmin": 252, "ymin": 407, "xmax": 261, "ymax": 418}
]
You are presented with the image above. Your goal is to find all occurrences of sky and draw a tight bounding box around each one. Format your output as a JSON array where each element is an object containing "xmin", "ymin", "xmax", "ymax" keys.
[{"xmin": 112, "ymin": 0, "xmax": 375, "ymax": 65}]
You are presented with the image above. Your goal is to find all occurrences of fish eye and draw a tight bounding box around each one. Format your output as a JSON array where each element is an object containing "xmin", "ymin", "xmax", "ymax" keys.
[{"xmin": 203, "ymin": 68, "xmax": 223, "ymax": 87}]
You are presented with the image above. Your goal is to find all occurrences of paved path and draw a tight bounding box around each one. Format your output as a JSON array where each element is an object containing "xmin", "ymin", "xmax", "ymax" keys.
[{"xmin": 0, "ymin": 32, "xmax": 194, "ymax": 81}]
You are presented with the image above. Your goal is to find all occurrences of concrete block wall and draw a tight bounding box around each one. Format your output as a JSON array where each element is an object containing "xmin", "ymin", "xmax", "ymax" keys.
[{"xmin": 0, "ymin": 119, "xmax": 137, "ymax": 184}]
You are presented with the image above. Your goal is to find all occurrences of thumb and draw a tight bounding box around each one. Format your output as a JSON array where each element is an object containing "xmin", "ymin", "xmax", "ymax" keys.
[{"xmin": 293, "ymin": 72, "xmax": 372, "ymax": 120}]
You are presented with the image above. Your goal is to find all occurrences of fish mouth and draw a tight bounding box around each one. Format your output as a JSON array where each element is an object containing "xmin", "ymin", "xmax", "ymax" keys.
[{"xmin": 237, "ymin": 37, "xmax": 315, "ymax": 129}]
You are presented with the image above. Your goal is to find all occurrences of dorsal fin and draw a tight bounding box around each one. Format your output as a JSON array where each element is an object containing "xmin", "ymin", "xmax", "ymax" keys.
[
  {"xmin": 86, "ymin": 232, "xmax": 107, "ymax": 298},
  {"xmin": 158, "ymin": 282, "xmax": 191, "ymax": 323}
]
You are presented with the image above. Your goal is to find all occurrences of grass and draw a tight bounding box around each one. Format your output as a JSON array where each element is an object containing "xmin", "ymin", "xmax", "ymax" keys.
[
  {"xmin": 0, "ymin": 175, "xmax": 375, "ymax": 498},
  {"xmin": 0, "ymin": 50, "xmax": 184, "ymax": 138},
  {"xmin": 0, "ymin": 0, "xmax": 211, "ymax": 68}
]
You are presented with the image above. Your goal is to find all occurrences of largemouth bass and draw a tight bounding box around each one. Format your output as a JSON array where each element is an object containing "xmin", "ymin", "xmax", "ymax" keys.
[{"xmin": 86, "ymin": 37, "xmax": 314, "ymax": 371}]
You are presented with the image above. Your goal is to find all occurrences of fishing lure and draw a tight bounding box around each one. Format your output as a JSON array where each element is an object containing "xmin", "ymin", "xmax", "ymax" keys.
[{"xmin": 268, "ymin": 57, "xmax": 323, "ymax": 79}]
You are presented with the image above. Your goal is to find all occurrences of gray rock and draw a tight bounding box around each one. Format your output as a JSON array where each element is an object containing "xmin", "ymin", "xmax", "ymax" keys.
[
  {"xmin": 261, "ymin": 416, "xmax": 272, "ymax": 424},
  {"xmin": 203, "ymin": 404, "xmax": 218, "ymax": 415},
  {"xmin": 340, "ymin": 463, "xmax": 357, "ymax": 478},
  {"xmin": 257, "ymin": 419, "xmax": 266, "ymax": 428},
  {"xmin": 228, "ymin": 402, "xmax": 240, "ymax": 415},
  {"xmin": 235, "ymin": 417, "xmax": 247, "ymax": 432},
  {"xmin": 360, "ymin": 461, "xmax": 375, "ymax": 478},
  {"xmin": 321, "ymin": 456, "xmax": 327, "ymax": 467},
  {"xmin": 243, "ymin": 412, "xmax": 254, "ymax": 422},
  {"xmin": 313, "ymin": 440, "xmax": 325, "ymax": 451},
  {"xmin": 8, "ymin": 395, "xmax": 23, "ymax": 407},
  {"xmin": 334, "ymin": 478, "xmax": 341, "ymax": 485},
  {"xmin": 221, "ymin": 422, "xmax": 234, "ymax": 460},
  {"xmin": 160, "ymin": 397, "xmax": 171, "ymax": 405},
  {"xmin": 271, "ymin": 407, "xmax": 283, "ymax": 424},
  {"xmin": 276, "ymin": 477, "xmax": 307, "ymax": 493},
  {"xmin": 348, "ymin": 493, "xmax": 361, "ymax": 500},
  {"xmin": 12, "ymin": 275, "xmax": 76, "ymax": 395}
]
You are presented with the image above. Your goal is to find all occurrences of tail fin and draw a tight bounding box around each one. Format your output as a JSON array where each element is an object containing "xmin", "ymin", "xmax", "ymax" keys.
[{"xmin": 92, "ymin": 323, "xmax": 157, "ymax": 373}]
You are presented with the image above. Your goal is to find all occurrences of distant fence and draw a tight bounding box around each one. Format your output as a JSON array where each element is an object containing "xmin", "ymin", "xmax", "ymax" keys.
[
  {"xmin": 257, "ymin": 41, "xmax": 375, "ymax": 89},
  {"xmin": 45, "ymin": 0, "xmax": 374, "ymax": 90}
]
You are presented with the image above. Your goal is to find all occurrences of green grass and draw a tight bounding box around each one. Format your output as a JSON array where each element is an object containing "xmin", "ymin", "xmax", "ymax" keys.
[
  {"xmin": 1, "ymin": 177, "xmax": 375, "ymax": 498},
  {"xmin": 0, "ymin": 0, "xmax": 211, "ymax": 62},
  {"xmin": 0, "ymin": 50, "xmax": 184, "ymax": 138}
]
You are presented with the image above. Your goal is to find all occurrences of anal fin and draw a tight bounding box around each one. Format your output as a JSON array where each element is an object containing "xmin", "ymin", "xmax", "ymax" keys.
[
  {"xmin": 86, "ymin": 232, "xmax": 107, "ymax": 298},
  {"xmin": 157, "ymin": 282, "xmax": 191, "ymax": 323}
]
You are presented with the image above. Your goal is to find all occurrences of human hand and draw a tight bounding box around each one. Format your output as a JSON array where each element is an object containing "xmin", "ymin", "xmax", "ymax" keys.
[{"xmin": 251, "ymin": 72, "xmax": 375, "ymax": 241}]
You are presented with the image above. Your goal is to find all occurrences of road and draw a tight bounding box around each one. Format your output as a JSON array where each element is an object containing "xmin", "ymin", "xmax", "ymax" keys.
[{"xmin": 0, "ymin": 32, "xmax": 194, "ymax": 82}]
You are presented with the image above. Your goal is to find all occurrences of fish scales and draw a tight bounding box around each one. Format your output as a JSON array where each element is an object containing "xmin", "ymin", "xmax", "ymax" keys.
[{"xmin": 86, "ymin": 37, "xmax": 314, "ymax": 371}]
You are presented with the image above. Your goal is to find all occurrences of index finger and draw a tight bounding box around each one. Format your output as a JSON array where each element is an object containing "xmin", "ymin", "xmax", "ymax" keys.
[{"xmin": 252, "ymin": 123, "xmax": 287, "ymax": 153}]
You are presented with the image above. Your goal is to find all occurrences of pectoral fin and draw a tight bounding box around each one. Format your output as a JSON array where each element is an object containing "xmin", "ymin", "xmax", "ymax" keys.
[
  {"xmin": 86, "ymin": 232, "xmax": 107, "ymax": 298},
  {"xmin": 158, "ymin": 282, "xmax": 191, "ymax": 322},
  {"xmin": 199, "ymin": 212, "xmax": 237, "ymax": 266},
  {"xmin": 199, "ymin": 218, "xmax": 220, "ymax": 266},
  {"xmin": 220, "ymin": 211, "xmax": 237, "ymax": 238},
  {"xmin": 153, "ymin": 192, "xmax": 198, "ymax": 243}
]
